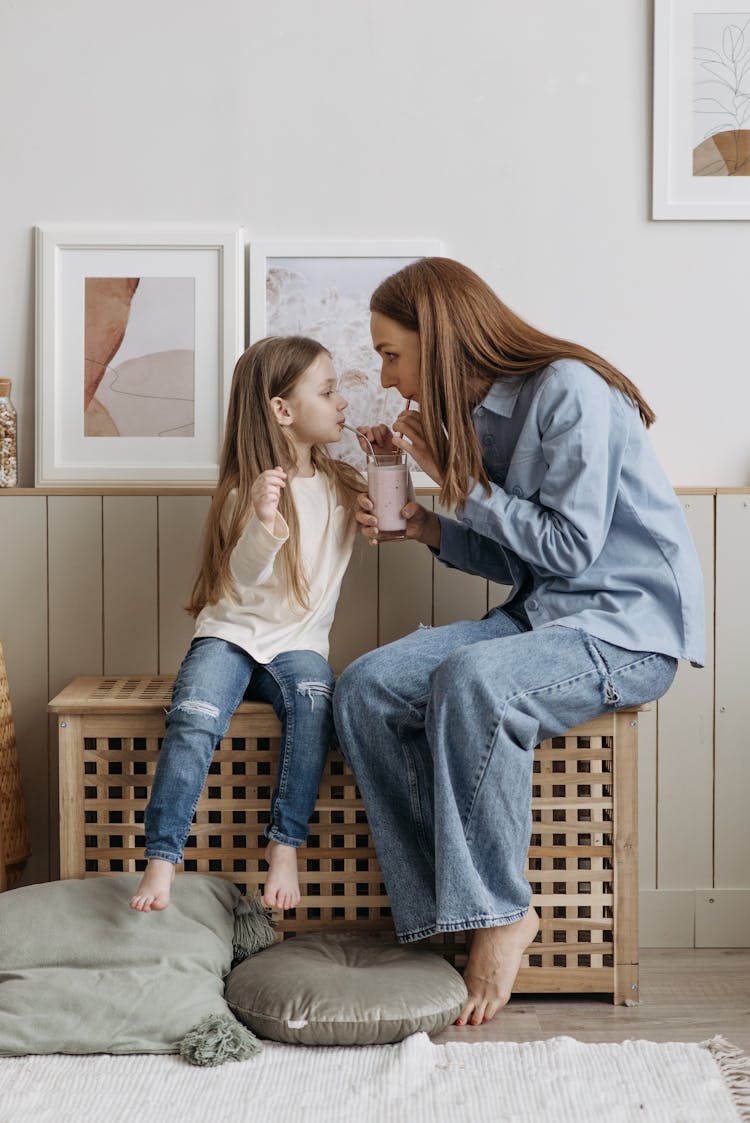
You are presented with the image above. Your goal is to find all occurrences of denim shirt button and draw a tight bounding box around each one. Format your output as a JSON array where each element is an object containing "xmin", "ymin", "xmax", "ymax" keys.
[
  {"xmin": 512, "ymin": 485, "xmax": 523, "ymax": 498},
  {"xmin": 527, "ymin": 598, "xmax": 539, "ymax": 611}
]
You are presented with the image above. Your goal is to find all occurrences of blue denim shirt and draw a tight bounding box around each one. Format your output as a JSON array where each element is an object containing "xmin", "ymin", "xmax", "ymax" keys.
[{"xmin": 435, "ymin": 359, "xmax": 705, "ymax": 665}]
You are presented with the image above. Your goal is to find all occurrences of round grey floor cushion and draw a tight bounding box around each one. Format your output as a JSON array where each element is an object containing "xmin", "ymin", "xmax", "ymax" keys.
[{"xmin": 224, "ymin": 932, "xmax": 468, "ymax": 1045}]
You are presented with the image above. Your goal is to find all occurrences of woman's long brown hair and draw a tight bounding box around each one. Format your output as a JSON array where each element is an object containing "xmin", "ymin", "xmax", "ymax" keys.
[
  {"xmin": 370, "ymin": 257, "xmax": 655, "ymax": 509},
  {"xmin": 187, "ymin": 336, "xmax": 364, "ymax": 617}
]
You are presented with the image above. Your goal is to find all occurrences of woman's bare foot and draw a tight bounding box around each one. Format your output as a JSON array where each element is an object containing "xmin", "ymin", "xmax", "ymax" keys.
[
  {"xmin": 129, "ymin": 859, "xmax": 176, "ymax": 912},
  {"xmin": 263, "ymin": 840, "xmax": 301, "ymax": 911},
  {"xmin": 457, "ymin": 906, "xmax": 540, "ymax": 1026}
]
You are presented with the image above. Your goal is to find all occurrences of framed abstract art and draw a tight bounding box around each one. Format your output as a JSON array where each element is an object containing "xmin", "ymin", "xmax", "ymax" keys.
[
  {"xmin": 654, "ymin": 0, "xmax": 750, "ymax": 218},
  {"xmin": 248, "ymin": 239, "xmax": 442, "ymax": 484},
  {"xmin": 35, "ymin": 226, "xmax": 244, "ymax": 485}
]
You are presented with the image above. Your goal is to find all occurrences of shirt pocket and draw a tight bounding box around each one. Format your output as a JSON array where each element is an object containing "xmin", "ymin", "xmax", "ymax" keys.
[
  {"xmin": 505, "ymin": 451, "xmax": 548, "ymax": 501},
  {"xmin": 479, "ymin": 432, "xmax": 509, "ymax": 485}
]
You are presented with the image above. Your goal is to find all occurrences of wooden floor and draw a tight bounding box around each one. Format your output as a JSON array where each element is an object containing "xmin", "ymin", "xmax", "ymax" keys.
[{"xmin": 432, "ymin": 949, "xmax": 750, "ymax": 1052}]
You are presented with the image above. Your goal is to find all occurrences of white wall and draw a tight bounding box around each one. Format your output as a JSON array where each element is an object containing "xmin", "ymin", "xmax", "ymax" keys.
[{"xmin": 0, "ymin": 0, "xmax": 746, "ymax": 488}]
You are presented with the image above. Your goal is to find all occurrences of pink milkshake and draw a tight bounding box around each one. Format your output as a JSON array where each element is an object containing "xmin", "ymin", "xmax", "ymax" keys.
[{"xmin": 367, "ymin": 452, "xmax": 409, "ymax": 542}]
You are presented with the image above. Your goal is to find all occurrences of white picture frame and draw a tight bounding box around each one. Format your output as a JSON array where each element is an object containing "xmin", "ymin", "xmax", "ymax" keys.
[
  {"xmin": 35, "ymin": 225, "xmax": 244, "ymax": 486},
  {"xmin": 249, "ymin": 239, "xmax": 443, "ymax": 488},
  {"xmin": 654, "ymin": 0, "xmax": 750, "ymax": 219}
]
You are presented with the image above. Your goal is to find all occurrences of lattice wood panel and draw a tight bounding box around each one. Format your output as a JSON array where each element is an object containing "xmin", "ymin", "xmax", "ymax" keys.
[
  {"xmin": 526, "ymin": 733, "xmax": 614, "ymax": 968},
  {"xmin": 52, "ymin": 676, "xmax": 639, "ymax": 1001},
  {"xmin": 79, "ymin": 724, "xmax": 390, "ymax": 939}
]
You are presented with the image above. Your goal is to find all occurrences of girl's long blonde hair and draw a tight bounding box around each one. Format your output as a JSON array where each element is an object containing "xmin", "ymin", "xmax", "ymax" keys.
[
  {"xmin": 370, "ymin": 257, "xmax": 655, "ymax": 509},
  {"xmin": 188, "ymin": 336, "xmax": 364, "ymax": 617}
]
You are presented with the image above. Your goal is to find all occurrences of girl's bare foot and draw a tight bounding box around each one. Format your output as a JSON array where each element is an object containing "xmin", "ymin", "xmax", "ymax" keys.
[
  {"xmin": 129, "ymin": 859, "xmax": 176, "ymax": 912},
  {"xmin": 457, "ymin": 906, "xmax": 540, "ymax": 1026},
  {"xmin": 263, "ymin": 840, "xmax": 301, "ymax": 911}
]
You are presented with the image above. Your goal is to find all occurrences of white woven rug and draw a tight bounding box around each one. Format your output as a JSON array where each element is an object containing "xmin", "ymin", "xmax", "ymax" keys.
[{"xmin": 1, "ymin": 1033, "xmax": 748, "ymax": 1123}]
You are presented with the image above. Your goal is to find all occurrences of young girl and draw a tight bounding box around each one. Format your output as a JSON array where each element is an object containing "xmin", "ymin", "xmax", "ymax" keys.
[
  {"xmin": 334, "ymin": 257, "xmax": 705, "ymax": 1028},
  {"xmin": 130, "ymin": 335, "xmax": 364, "ymax": 913}
]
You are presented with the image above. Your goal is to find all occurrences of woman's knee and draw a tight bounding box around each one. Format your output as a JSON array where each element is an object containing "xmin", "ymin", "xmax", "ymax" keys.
[
  {"xmin": 333, "ymin": 648, "xmax": 395, "ymax": 729},
  {"xmin": 428, "ymin": 645, "xmax": 489, "ymax": 705},
  {"xmin": 334, "ymin": 652, "xmax": 374, "ymax": 708}
]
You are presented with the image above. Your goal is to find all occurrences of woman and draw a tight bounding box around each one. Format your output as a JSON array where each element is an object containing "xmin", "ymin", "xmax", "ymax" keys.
[{"xmin": 333, "ymin": 258, "xmax": 704, "ymax": 1028}]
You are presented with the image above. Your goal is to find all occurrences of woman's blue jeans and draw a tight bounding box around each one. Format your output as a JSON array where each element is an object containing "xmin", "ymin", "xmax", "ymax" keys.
[
  {"xmin": 332, "ymin": 609, "xmax": 677, "ymax": 943},
  {"xmin": 144, "ymin": 637, "xmax": 334, "ymax": 863}
]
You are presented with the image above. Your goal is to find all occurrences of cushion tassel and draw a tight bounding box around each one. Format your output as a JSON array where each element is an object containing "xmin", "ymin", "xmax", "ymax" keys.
[
  {"xmin": 233, "ymin": 894, "xmax": 276, "ymax": 962},
  {"xmin": 179, "ymin": 1013, "xmax": 262, "ymax": 1066}
]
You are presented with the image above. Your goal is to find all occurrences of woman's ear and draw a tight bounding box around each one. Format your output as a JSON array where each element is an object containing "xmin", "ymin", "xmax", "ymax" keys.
[{"xmin": 270, "ymin": 396, "xmax": 294, "ymax": 427}]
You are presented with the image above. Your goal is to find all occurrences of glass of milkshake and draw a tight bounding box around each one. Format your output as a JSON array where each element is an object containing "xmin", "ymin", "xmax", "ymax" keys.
[{"xmin": 366, "ymin": 451, "xmax": 410, "ymax": 542}]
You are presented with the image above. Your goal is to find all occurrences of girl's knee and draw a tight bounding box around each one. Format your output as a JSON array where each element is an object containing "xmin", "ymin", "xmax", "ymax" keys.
[
  {"xmin": 165, "ymin": 696, "xmax": 226, "ymax": 736},
  {"xmin": 295, "ymin": 678, "xmax": 334, "ymax": 712},
  {"xmin": 286, "ymin": 650, "xmax": 335, "ymax": 687},
  {"xmin": 295, "ymin": 660, "xmax": 335, "ymax": 709}
]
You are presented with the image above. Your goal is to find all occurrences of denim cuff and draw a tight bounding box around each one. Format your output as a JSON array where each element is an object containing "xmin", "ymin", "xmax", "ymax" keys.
[
  {"xmin": 265, "ymin": 826, "xmax": 305, "ymax": 848},
  {"xmin": 143, "ymin": 849, "xmax": 180, "ymax": 864}
]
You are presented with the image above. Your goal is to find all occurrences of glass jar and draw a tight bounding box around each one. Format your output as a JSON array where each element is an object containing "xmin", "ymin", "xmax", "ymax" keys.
[{"xmin": 0, "ymin": 378, "xmax": 18, "ymax": 487}]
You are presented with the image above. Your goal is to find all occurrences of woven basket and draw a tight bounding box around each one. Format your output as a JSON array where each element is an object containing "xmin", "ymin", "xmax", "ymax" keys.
[{"xmin": 0, "ymin": 641, "xmax": 31, "ymax": 888}]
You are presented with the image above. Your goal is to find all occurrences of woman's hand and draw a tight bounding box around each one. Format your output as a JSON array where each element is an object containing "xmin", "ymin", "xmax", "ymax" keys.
[
  {"xmin": 355, "ymin": 423, "xmax": 396, "ymax": 456},
  {"xmin": 251, "ymin": 467, "xmax": 287, "ymax": 532},
  {"xmin": 391, "ymin": 409, "xmax": 442, "ymax": 486},
  {"xmin": 355, "ymin": 494, "xmax": 442, "ymax": 550}
]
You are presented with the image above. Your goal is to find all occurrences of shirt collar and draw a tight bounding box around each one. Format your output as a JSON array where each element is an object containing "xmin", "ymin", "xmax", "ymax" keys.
[{"xmin": 473, "ymin": 376, "xmax": 525, "ymax": 418}]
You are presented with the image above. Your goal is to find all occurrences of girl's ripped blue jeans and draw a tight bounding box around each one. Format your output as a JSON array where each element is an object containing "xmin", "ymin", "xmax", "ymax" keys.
[
  {"xmin": 144, "ymin": 637, "xmax": 334, "ymax": 863},
  {"xmin": 332, "ymin": 610, "xmax": 678, "ymax": 943}
]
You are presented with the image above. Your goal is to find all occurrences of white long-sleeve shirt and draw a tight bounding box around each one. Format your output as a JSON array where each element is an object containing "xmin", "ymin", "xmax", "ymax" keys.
[{"xmin": 193, "ymin": 471, "xmax": 356, "ymax": 663}]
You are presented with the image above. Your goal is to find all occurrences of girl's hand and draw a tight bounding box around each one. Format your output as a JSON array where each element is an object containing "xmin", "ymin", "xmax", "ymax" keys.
[
  {"xmin": 391, "ymin": 410, "xmax": 442, "ymax": 485},
  {"xmin": 355, "ymin": 424, "xmax": 396, "ymax": 456},
  {"xmin": 252, "ymin": 467, "xmax": 287, "ymax": 532},
  {"xmin": 356, "ymin": 494, "xmax": 442, "ymax": 550}
]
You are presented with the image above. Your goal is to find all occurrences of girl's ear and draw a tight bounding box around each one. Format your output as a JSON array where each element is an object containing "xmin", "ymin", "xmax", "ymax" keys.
[{"xmin": 270, "ymin": 396, "xmax": 294, "ymax": 427}]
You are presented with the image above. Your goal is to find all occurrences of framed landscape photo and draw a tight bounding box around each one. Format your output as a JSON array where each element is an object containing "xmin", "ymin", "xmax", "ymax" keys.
[
  {"xmin": 35, "ymin": 226, "xmax": 244, "ymax": 486},
  {"xmin": 249, "ymin": 239, "xmax": 442, "ymax": 487},
  {"xmin": 654, "ymin": 0, "xmax": 750, "ymax": 218}
]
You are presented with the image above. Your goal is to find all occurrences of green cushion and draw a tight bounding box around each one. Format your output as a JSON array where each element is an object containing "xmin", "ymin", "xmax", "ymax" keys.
[
  {"xmin": 225, "ymin": 931, "xmax": 467, "ymax": 1045},
  {"xmin": 0, "ymin": 874, "xmax": 246, "ymax": 1057}
]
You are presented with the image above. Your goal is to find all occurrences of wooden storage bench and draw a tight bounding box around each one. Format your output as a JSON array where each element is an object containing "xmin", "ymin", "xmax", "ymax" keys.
[{"xmin": 50, "ymin": 674, "xmax": 643, "ymax": 1004}]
